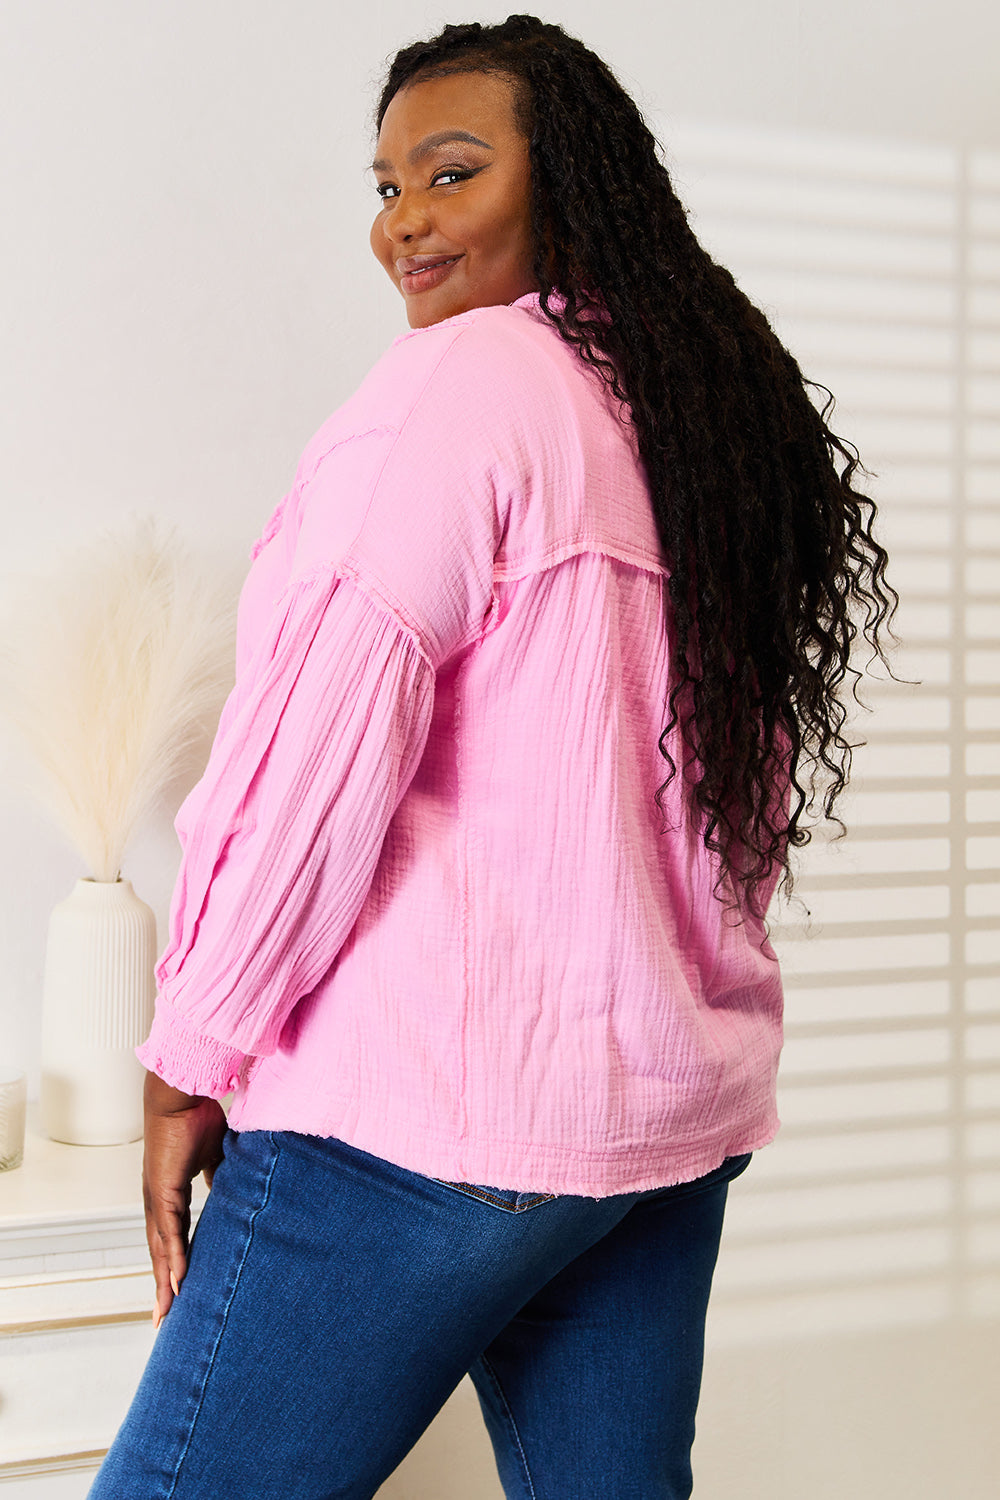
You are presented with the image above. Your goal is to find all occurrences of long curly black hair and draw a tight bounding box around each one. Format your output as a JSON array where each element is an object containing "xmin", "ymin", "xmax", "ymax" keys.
[{"xmin": 374, "ymin": 14, "xmax": 899, "ymax": 920}]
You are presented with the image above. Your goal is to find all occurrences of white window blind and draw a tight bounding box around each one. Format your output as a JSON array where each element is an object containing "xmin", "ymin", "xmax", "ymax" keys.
[{"xmin": 662, "ymin": 122, "xmax": 1000, "ymax": 1341}]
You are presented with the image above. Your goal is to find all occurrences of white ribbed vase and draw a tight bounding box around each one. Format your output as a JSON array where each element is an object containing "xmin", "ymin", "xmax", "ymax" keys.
[{"xmin": 41, "ymin": 878, "xmax": 156, "ymax": 1145}]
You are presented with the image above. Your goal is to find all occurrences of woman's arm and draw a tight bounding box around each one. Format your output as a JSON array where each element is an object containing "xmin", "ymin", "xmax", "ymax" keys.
[{"xmin": 138, "ymin": 570, "xmax": 436, "ymax": 1085}]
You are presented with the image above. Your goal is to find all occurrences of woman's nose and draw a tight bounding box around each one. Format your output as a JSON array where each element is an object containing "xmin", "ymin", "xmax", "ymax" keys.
[{"xmin": 382, "ymin": 192, "xmax": 432, "ymax": 243}]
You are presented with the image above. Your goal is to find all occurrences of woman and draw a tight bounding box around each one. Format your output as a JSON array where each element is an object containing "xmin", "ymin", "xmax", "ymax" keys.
[{"xmin": 90, "ymin": 15, "xmax": 895, "ymax": 1499}]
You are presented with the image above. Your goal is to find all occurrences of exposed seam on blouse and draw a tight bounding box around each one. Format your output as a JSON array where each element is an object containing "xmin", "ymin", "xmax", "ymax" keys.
[
  {"xmin": 296, "ymin": 423, "xmax": 399, "ymax": 490},
  {"xmin": 250, "ymin": 489, "xmax": 295, "ymax": 560},
  {"xmin": 267, "ymin": 562, "xmax": 437, "ymax": 676},
  {"xmin": 495, "ymin": 538, "xmax": 669, "ymax": 583},
  {"xmin": 454, "ymin": 638, "xmax": 475, "ymax": 1148},
  {"xmin": 299, "ymin": 322, "xmax": 483, "ymax": 567}
]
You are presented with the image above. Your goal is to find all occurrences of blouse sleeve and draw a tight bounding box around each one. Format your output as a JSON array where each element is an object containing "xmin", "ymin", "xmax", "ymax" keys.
[
  {"xmin": 138, "ymin": 323, "xmax": 517, "ymax": 1096},
  {"xmin": 135, "ymin": 568, "xmax": 435, "ymax": 1096}
]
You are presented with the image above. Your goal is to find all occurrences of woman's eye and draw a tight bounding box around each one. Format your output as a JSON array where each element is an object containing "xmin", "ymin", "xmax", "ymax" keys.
[{"xmin": 376, "ymin": 168, "xmax": 471, "ymax": 200}]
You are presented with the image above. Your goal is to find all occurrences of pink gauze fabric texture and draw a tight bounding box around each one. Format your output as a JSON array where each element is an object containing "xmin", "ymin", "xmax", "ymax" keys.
[{"xmin": 137, "ymin": 289, "xmax": 785, "ymax": 1197}]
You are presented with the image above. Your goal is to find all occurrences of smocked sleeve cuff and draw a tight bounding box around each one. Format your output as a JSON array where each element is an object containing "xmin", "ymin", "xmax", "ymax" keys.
[{"xmin": 136, "ymin": 1004, "xmax": 249, "ymax": 1098}]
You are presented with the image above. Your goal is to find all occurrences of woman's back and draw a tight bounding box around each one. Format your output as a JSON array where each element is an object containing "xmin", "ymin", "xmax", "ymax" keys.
[{"xmin": 143, "ymin": 292, "xmax": 782, "ymax": 1195}]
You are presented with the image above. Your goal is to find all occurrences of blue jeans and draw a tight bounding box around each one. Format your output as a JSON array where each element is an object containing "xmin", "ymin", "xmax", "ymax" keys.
[{"xmin": 89, "ymin": 1129, "xmax": 750, "ymax": 1499}]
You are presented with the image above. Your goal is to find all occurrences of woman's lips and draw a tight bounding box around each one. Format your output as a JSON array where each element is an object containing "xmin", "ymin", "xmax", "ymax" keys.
[{"xmin": 400, "ymin": 256, "xmax": 462, "ymax": 294}]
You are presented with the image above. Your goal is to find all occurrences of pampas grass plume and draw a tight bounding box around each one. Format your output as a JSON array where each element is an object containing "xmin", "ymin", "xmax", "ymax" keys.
[{"xmin": 0, "ymin": 517, "xmax": 239, "ymax": 881}]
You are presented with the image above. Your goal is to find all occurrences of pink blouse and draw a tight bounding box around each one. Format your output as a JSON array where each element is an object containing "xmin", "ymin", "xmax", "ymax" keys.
[{"xmin": 136, "ymin": 290, "xmax": 784, "ymax": 1197}]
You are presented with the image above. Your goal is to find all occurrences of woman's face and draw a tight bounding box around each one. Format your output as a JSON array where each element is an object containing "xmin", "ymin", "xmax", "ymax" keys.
[{"xmin": 369, "ymin": 71, "xmax": 538, "ymax": 329}]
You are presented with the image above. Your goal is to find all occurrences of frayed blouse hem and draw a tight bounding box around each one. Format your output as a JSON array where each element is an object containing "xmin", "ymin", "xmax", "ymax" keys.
[{"xmin": 224, "ymin": 1093, "xmax": 780, "ymax": 1199}]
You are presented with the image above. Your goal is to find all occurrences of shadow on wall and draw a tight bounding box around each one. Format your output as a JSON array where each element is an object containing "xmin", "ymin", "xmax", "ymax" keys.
[{"xmin": 670, "ymin": 123, "xmax": 1000, "ymax": 1348}]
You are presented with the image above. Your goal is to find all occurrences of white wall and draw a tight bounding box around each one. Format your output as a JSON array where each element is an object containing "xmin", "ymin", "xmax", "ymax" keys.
[{"xmin": 1, "ymin": 3, "xmax": 997, "ymax": 1496}]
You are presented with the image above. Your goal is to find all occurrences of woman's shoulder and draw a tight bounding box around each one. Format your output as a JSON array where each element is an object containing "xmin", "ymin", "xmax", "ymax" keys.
[
  {"xmin": 378, "ymin": 293, "xmax": 564, "ymax": 407},
  {"xmin": 295, "ymin": 297, "xmax": 569, "ymax": 487}
]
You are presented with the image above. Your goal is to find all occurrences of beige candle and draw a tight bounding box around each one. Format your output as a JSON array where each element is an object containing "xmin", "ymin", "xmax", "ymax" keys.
[{"xmin": 0, "ymin": 1069, "xmax": 27, "ymax": 1171}]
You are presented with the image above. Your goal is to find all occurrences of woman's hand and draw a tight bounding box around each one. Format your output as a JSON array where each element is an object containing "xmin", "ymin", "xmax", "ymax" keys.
[{"xmin": 142, "ymin": 1070, "xmax": 228, "ymax": 1328}]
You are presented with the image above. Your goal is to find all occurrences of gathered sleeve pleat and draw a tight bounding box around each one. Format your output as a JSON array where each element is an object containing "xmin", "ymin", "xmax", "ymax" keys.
[{"xmin": 136, "ymin": 569, "xmax": 435, "ymax": 1097}]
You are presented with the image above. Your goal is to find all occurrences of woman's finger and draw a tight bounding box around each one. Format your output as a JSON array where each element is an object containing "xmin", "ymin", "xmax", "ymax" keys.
[{"xmin": 143, "ymin": 1162, "xmax": 192, "ymax": 1324}]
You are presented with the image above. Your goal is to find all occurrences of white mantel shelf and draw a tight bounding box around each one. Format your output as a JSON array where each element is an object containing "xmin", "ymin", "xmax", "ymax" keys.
[
  {"xmin": 1, "ymin": 1107, "xmax": 144, "ymax": 1265},
  {"xmin": 0, "ymin": 1104, "xmax": 207, "ymax": 1277}
]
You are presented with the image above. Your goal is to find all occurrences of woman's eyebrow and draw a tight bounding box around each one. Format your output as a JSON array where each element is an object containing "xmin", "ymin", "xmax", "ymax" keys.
[{"xmin": 370, "ymin": 130, "xmax": 494, "ymax": 174}]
